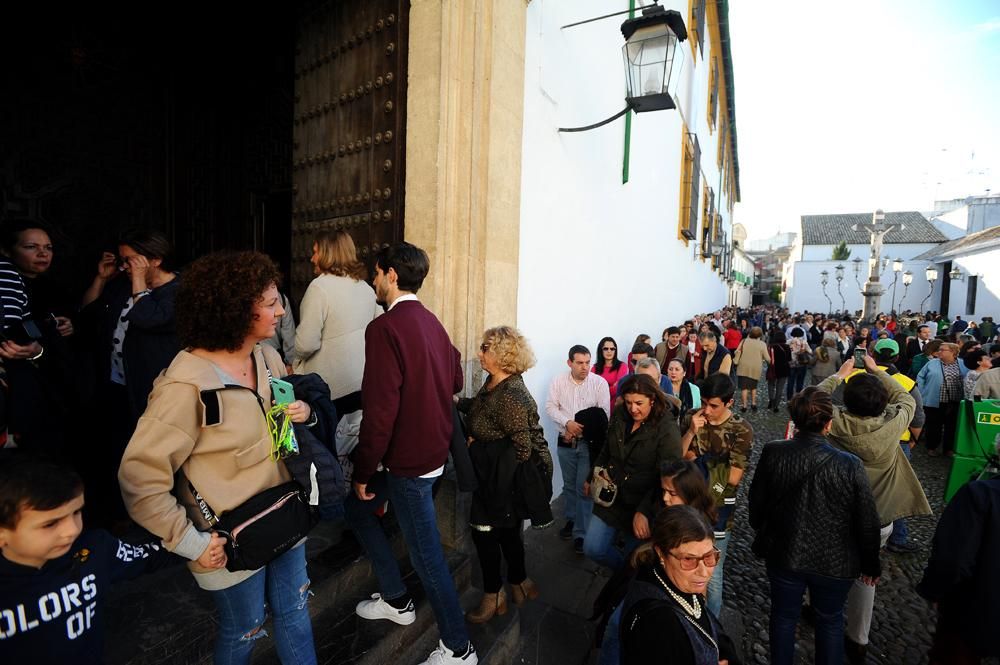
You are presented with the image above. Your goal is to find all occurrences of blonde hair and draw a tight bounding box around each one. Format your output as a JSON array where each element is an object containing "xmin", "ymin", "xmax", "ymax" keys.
[
  {"xmin": 313, "ymin": 230, "xmax": 366, "ymax": 280},
  {"xmin": 482, "ymin": 326, "xmax": 536, "ymax": 375},
  {"xmin": 939, "ymin": 342, "xmax": 960, "ymax": 355}
]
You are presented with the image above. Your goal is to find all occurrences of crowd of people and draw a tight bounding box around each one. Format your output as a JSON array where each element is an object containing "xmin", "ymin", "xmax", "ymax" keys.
[{"xmin": 1, "ymin": 221, "xmax": 999, "ymax": 665}]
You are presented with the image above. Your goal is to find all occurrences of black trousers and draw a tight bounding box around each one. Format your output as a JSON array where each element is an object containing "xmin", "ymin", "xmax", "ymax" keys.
[
  {"xmin": 471, "ymin": 525, "xmax": 527, "ymax": 593},
  {"xmin": 924, "ymin": 402, "xmax": 960, "ymax": 453}
]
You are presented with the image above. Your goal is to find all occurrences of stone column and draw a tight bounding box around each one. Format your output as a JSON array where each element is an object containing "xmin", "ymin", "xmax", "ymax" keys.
[
  {"xmin": 405, "ymin": 0, "xmax": 527, "ymax": 390},
  {"xmin": 404, "ymin": 0, "xmax": 529, "ymax": 548}
]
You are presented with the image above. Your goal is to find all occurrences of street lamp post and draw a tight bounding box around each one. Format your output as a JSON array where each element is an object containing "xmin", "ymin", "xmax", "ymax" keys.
[
  {"xmin": 835, "ymin": 263, "xmax": 846, "ymax": 313},
  {"xmin": 889, "ymin": 257, "xmax": 903, "ymax": 314},
  {"xmin": 898, "ymin": 270, "xmax": 913, "ymax": 312},
  {"xmin": 820, "ymin": 270, "xmax": 833, "ymax": 313},
  {"xmin": 852, "ymin": 257, "xmax": 863, "ymax": 290},
  {"xmin": 920, "ymin": 265, "xmax": 939, "ymax": 314},
  {"xmin": 852, "ymin": 209, "xmax": 903, "ymax": 324}
]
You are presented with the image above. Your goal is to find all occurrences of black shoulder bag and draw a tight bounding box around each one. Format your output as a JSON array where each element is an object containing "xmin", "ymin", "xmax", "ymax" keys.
[{"xmin": 188, "ymin": 357, "xmax": 318, "ymax": 572}]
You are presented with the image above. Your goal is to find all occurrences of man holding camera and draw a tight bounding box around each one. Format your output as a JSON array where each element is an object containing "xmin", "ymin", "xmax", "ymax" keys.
[{"xmin": 817, "ymin": 353, "xmax": 932, "ymax": 662}]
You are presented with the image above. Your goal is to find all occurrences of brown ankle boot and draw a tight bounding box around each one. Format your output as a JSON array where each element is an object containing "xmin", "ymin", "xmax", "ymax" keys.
[
  {"xmin": 510, "ymin": 579, "xmax": 539, "ymax": 605},
  {"xmin": 466, "ymin": 589, "xmax": 507, "ymax": 623}
]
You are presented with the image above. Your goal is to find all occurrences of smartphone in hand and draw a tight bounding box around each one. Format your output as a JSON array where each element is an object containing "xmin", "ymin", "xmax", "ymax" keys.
[
  {"xmin": 270, "ymin": 378, "xmax": 295, "ymax": 405},
  {"xmin": 853, "ymin": 348, "xmax": 867, "ymax": 369}
]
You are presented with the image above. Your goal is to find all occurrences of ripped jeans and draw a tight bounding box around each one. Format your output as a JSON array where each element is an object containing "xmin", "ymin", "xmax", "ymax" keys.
[{"xmin": 208, "ymin": 543, "xmax": 317, "ymax": 665}]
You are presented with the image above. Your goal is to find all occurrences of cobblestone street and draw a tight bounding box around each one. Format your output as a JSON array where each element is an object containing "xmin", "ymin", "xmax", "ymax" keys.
[{"xmin": 718, "ymin": 380, "xmax": 988, "ymax": 665}]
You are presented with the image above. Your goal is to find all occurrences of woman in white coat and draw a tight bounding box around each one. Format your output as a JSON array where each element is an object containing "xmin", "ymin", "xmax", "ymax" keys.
[{"xmin": 294, "ymin": 230, "xmax": 381, "ymax": 403}]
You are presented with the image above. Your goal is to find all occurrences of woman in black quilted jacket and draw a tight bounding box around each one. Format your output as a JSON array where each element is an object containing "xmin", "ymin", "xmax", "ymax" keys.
[{"xmin": 748, "ymin": 387, "xmax": 881, "ymax": 665}]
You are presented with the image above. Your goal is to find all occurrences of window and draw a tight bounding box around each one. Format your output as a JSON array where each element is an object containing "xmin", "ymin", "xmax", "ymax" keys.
[
  {"xmin": 967, "ymin": 276, "xmax": 978, "ymax": 315},
  {"xmin": 689, "ymin": 0, "xmax": 705, "ymax": 60},
  {"xmin": 707, "ymin": 57, "xmax": 719, "ymax": 130},
  {"xmin": 701, "ymin": 186, "xmax": 714, "ymax": 261},
  {"xmin": 717, "ymin": 119, "xmax": 727, "ymax": 169},
  {"xmin": 678, "ymin": 131, "xmax": 701, "ymax": 242}
]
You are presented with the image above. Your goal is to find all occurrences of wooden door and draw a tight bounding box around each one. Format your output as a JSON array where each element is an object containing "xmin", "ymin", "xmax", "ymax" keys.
[{"xmin": 291, "ymin": 0, "xmax": 408, "ymax": 302}]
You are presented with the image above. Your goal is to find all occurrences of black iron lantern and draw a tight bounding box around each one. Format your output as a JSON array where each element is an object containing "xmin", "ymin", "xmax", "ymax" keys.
[{"xmin": 621, "ymin": 6, "xmax": 688, "ymax": 112}]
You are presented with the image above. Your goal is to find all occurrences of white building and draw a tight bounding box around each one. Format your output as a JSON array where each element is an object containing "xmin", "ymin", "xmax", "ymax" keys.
[
  {"xmin": 912, "ymin": 226, "xmax": 1000, "ymax": 320},
  {"xmin": 728, "ymin": 224, "xmax": 755, "ymax": 306},
  {"xmin": 783, "ymin": 211, "xmax": 948, "ymax": 314},
  {"xmin": 927, "ymin": 194, "xmax": 1000, "ymax": 239},
  {"xmin": 516, "ymin": 0, "xmax": 741, "ymax": 488}
]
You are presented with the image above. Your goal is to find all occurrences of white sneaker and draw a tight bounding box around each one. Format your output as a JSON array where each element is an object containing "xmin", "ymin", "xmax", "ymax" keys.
[
  {"xmin": 355, "ymin": 593, "xmax": 416, "ymax": 625},
  {"xmin": 419, "ymin": 639, "xmax": 478, "ymax": 665}
]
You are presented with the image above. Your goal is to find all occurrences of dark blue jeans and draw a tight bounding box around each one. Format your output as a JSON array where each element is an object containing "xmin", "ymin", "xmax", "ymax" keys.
[
  {"xmin": 889, "ymin": 442, "xmax": 911, "ymax": 545},
  {"xmin": 786, "ymin": 366, "xmax": 807, "ymax": 398},
  {"xmin": 767, "ymin": 567, "xmax": 853, "ymax": 665},
  {"xmin": 344, "ymin": 472, "xmax": 470, "ymax": 653}
]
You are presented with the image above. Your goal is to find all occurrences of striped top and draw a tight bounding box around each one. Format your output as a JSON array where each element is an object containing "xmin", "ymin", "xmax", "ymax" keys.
[{"xmin": 0, "ymin": 258, "xmax": 28, "ymax": 327}]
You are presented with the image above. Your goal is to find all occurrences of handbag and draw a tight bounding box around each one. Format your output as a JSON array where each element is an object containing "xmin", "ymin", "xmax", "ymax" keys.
[
  {"xmin": 591, "ymin": 466, "xmax": 617, "ymax": 508},
  {"xmin": 189, "ymin": 479, "xmax": 318, "ymax": 572},
  {"xmin": 766, "ymin": 347, "xmax": 777, "ymax": 381}
]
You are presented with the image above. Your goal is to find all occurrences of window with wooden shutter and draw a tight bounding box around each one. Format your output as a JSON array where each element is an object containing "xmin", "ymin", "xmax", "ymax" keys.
[
  {"xmin": 689, "ymin": 0, "xmax": 705, "ymax": 60},
  {"xmin": 701, "ymin": 185, "xmax": 713, "ymax": 260},
  {"xmin": 707, "ymin": 56, "xmax": 719, "ymax": 130},
  {"xmin": 678, "ymin": 130, "xmax": 700, "ymax": 242}
]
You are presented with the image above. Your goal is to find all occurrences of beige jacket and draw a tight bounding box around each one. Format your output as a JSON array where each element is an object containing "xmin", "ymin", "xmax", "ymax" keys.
[
  {"xmin": 118, "ymin": 344, "xmax": 291, "ymax": 590},
  {"xmin": 734, "ymin": 338, "xmax": 769, "ymax": 381}
]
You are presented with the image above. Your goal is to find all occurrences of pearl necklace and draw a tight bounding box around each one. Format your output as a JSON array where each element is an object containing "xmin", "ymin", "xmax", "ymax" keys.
[{"xmin": 653, "ymin": 567, "xmax": 702, "ymax": 619}]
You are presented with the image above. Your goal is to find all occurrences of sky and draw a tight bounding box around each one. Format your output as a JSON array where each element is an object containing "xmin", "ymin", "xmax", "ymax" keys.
[{"xmin": 727, "ymin": 0, "xmax": 1000, "ymax": 240}]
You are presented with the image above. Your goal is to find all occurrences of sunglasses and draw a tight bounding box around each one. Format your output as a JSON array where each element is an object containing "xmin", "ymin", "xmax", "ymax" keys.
[
  {"xmin": 666, "ymin": 547, "xmax": 722, "ymax": 571},
  {"xmin": 602, "ymin": 347, "xmax": 616, "ymax": 352}
]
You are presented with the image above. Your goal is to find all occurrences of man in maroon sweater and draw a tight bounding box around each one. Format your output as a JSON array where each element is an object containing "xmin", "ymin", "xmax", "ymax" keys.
[{"xmin": 343, "ymin": 242, "xmax": 476, "ymax": 665}]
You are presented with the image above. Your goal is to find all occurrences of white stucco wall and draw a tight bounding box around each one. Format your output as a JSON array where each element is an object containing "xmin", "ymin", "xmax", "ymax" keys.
[
  {"xmin": 517, "ymin": 0, "xmax": 732, "ymax": 492},
  {"xmin": 942, "ymin": 249, "xmax": 1000, "ymax": 320},
  {"xmin": 784, "ymin": 259, "xmax": 938, "ymax": 314}
]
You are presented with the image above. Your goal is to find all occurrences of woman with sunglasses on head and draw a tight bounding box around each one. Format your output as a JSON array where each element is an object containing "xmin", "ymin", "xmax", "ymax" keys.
[
  {"xmin": 457, "ymin": 326, "xmax": 553, "ymax": 624},
  {"xmin": 592, "ymin": 336, "xmax": 629, "ymax": 402},
  {"xmin": 619, "ymin": 505, "xmax": 741, "ymax": 665},
  {"xmin": 748, "ymin": 387, "xmax": 881, "ymax": 665}
]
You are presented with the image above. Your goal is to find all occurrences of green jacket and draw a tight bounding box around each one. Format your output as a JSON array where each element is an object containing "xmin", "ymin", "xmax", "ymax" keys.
[
  {"xmin": 819, "ymin": 370, "xmax": 931, "ymax": 525},
  {"xmin": 592, "ymin": 405, "xmax": 682, "ymax": 532}
]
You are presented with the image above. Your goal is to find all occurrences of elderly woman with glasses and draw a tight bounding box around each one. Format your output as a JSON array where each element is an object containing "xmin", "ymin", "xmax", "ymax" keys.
[{"xmin": 618, "ymin": 505, "xmax": 741, "ymax": 665}]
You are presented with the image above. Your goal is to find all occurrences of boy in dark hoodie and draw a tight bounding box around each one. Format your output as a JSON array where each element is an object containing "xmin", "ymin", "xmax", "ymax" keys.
[{"xmin": 0, "ymin": 452, "xmax": 199, "ymax": 664}]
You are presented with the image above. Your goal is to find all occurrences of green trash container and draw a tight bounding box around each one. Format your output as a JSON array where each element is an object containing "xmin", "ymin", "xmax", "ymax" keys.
[{"xmin": 946, "ymin": 399, "xmax": 1000, "ymax": 502}]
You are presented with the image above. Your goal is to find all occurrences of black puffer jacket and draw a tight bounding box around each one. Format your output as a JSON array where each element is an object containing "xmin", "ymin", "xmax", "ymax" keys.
[{"xmin": 748, "ymin": 432, "xmax": 882, "ymax": 579}]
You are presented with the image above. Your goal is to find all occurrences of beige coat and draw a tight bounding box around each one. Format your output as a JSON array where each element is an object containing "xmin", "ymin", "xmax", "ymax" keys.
[
  {"xmin": 734, "ymin": 338, "xmax": 769, "ymax": 381},
  {"xmin": 294, "ymin": 273, "xmax": 381, "ymax": 399}
]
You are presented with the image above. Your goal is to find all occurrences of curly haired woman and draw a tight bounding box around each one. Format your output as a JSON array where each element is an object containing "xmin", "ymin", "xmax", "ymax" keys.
[
  {"xmin": 457, "ymin": 326, "xmax": 553, "ymax": 623},
  {"xmin": 119, "ymin": 251, "xmax": 318, "ymax": 664}
]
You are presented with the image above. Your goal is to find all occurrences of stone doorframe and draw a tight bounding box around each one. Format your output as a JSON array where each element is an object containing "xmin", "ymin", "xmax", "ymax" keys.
[{"xmin": 405, "ymin": 0, "xmax": 529, "ymax": 389}]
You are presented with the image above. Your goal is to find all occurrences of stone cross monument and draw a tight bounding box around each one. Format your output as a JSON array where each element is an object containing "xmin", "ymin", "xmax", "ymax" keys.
[{"xmin": 852, "ymin": 210, "xmax": 902, "ymax": 324}]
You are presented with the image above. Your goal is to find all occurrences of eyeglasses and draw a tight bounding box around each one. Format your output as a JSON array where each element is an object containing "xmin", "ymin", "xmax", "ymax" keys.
[
  {"xmin": 480, "ymin": 344, "xmax": 490, "ymax": 353},
  {"xmin": 602, "ymin": 347, "xmax": 616, "ymax": 352},
  {"xmin": 665, "ymin": 547, "xmax": 722, "ymax": 571}
]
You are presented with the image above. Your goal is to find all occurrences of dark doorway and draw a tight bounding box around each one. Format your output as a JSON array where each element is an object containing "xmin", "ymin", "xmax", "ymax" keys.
[{"xmin": 1, "ymin": 5, "xmax": 297, "ymax": 292}]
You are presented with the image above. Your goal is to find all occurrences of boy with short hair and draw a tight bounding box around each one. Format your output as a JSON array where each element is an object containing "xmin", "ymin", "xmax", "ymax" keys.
[
  {"xmin": 680, "ymin": 373, "xmax": 753, "ymax": 617},
  {"xmin": 0, "ymin": 453, "xmax": 184, "ymax": 664}
]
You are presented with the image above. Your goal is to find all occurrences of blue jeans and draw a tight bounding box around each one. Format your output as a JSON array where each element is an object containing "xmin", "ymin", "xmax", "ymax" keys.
[
  {"xmin": 344, "ymin": 472, "xmax": 470, "ymax": 653},
  {"xmin": 557, "ymin": 443, "xmax": 592, "ymax": 540},
  {"xmin": 888, "ymin": 442, "xmax": 911, "ymax": 545},
  {"xmin": 208, "ymin": 544, "xmax": 316, "ymax": 665},
  {"xmin": 599, "ymin": 603, "xmax": 623, "ymax": 665},
  {"xmin": 767, "ymin": 567, "xmax": 853, "ymax": 665},
  {"xmin": 786, "ymin": 366, "xmax": 807, "ymax": 398},
  {"xmin": 706, "ymin": 533, "xmax": 729, "ymax": 617},
  {"xmin": 583, "ymin": 513, "xmax": 640, "ymax": 571}
]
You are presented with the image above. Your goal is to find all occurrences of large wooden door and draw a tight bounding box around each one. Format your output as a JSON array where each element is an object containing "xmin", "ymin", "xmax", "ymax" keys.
[{"xmin": 291, "ymin": 0, "xmax": 408, "ymax": 301}]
